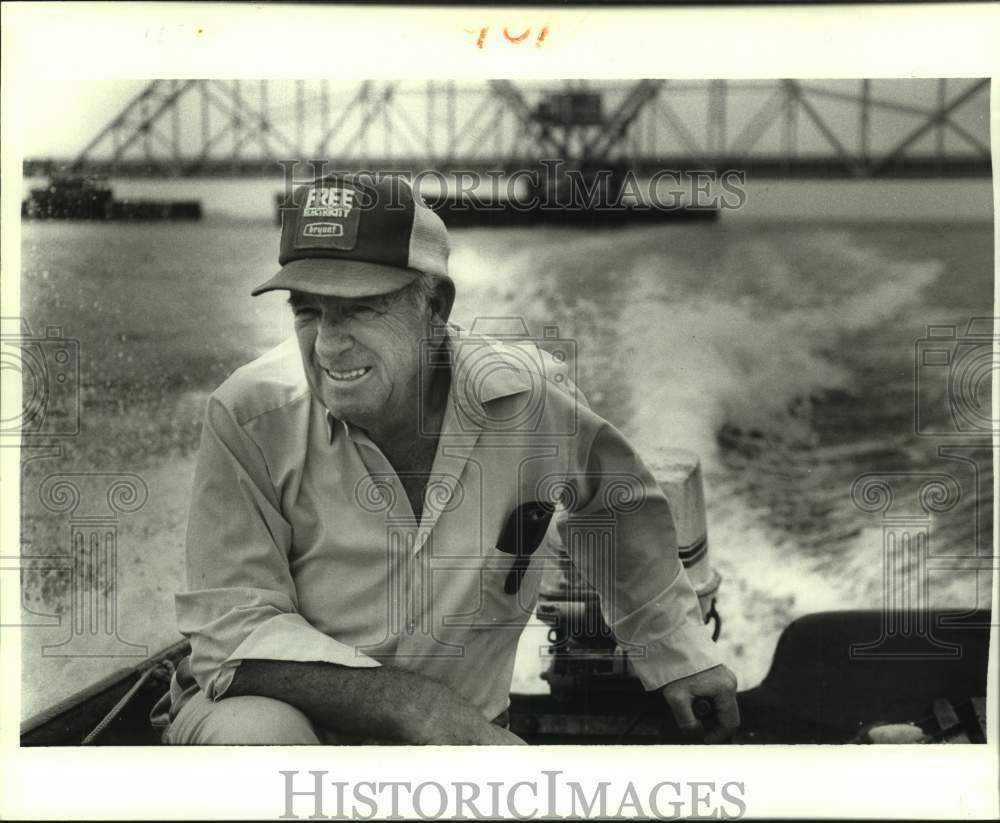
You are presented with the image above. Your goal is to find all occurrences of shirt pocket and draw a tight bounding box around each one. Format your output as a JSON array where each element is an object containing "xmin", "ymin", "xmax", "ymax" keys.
[
  {"xmin": 480, "ymin": 547, "xmax": 544, "ymax": 628},
  {"xmin": 440, "ymin": 501, "xmax": 553, "ymax": 632}
]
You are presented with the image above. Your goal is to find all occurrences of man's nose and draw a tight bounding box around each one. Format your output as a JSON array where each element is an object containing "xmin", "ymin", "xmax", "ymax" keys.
[{"xmin": 315, "ymin": 314, "xmax": 354, "ymax": 358}]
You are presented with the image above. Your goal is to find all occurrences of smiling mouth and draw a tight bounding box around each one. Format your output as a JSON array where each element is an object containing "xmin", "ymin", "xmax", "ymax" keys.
[{"xmin": 323, "ymin": 366, "xmax": 372, "ymax": 383}]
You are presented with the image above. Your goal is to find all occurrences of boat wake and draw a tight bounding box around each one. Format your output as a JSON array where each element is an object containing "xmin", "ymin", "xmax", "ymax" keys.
[{"xmin": 451, "ymin": 224, "xmax": 989, "ymax": 688}]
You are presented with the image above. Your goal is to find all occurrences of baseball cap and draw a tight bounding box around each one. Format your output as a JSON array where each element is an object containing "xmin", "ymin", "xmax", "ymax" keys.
[{"xmin": 251, "ymin": 174, "xmax": 451, "ymax": 298}]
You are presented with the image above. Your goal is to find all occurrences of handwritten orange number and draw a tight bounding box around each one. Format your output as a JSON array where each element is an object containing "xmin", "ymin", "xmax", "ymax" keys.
[
  {"xmin": 466, "ymin": 27, "xmax": 489, "ymax": 49},
  {"xmin": 466, "ymin": 25, "xmax": 549, "ymax": 49},
  {"xmin": 502, "ymin": 27, "xmax": 531, "ymax": 44}
]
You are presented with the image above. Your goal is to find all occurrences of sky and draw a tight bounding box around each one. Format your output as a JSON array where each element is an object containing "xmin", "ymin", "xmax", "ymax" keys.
[{"xmin": 15, "ymin": 80, "xmax": 150, "ymax": 157}]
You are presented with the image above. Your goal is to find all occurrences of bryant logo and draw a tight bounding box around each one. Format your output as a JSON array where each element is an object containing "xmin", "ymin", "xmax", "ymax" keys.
[{"xmin": 302, "ymin": 223, "xmax": 344, "ymax": 237}]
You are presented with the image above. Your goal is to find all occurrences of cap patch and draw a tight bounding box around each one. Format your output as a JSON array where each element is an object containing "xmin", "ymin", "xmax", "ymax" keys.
[{"xmin": 295, "ymin": 186, "xmax": 360, "ymax": 251}]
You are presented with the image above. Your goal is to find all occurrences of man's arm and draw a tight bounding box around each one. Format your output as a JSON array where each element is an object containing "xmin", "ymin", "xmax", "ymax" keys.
[
  {"xmin": 227, "ymin": 660, "xmax": 524, "ymax": 745},
  {"xmin": 557, "ymin": 415, "xmax": 739, "ymax": 742}
]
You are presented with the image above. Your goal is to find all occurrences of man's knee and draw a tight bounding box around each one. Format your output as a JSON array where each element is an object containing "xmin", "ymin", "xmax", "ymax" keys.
[{"xmin": 167, "ymin": 692, "xmax": 321, "ymax": 745}]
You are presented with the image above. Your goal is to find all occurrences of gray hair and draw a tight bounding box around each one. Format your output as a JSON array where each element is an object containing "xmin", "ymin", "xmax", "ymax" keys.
[{"xmin": 394, "ymin": 271, "xmax": 445, "ymax": 315}]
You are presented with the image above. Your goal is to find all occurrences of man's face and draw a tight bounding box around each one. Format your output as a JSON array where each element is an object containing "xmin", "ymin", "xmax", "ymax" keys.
[{"xmin": 289, "ymin": 286, "xmax": 432, "ymax": 431}]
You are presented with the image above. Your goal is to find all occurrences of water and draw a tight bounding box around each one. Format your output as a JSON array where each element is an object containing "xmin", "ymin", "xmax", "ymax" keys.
[{"xmin": 17, "ymin": 208, "xmax": 994, "ymax": 718}]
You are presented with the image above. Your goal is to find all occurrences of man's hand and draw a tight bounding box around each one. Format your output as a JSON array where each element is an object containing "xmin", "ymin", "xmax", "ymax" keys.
[
  {"xmin": 477, "ymin": 723, "xmax": 528, "ymax": 746},
  {"xmin": 660, "ymin": 664, "xmax": 739, "ymax": 744}
]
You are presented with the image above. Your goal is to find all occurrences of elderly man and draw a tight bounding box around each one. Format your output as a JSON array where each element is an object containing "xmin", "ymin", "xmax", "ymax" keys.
[{"xmin": 153, "ymin": 173, "xmax": 738, "ymax": 745}]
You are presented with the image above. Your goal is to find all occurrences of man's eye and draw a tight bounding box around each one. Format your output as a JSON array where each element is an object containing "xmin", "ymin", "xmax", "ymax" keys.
[
  {"xmin": 292, "ymin": 306, "xmax": 319, "ymax": 320},
  {"xmin": 346, "ymin": 305, "xmax": 381, "ymax": 320}
]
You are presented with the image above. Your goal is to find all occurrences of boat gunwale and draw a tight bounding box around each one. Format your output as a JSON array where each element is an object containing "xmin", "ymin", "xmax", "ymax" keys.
[{"xmin": 20, "ymin": 638, "xmax": 189, "ymax": 738}]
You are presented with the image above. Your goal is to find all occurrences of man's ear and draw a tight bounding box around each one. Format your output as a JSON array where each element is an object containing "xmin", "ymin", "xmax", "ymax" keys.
[{"xmin": 430, "ymin": 278, "xmax": 456, "ymax": 324}]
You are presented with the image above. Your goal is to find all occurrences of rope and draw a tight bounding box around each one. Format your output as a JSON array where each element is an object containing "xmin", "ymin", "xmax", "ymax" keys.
[
  {"xmin": 81, "ymin": 659, "xmax": 174, "ymax": 745},
  {"xmin": 614, "ymin": 710, "xmax": 646, "ymax": 743}
]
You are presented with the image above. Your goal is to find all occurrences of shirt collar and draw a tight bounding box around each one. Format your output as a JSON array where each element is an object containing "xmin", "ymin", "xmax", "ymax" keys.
[
  {"xmin": 447, "ymin": 322, "xmax": 533, "ymax": 405},
  {"xmin": 323, "ymin": 323, "xmax": 533, "ymax": 444},
  {"xmin": 326, "ymin": 413, "xmax": 372, "ymax": 446}
]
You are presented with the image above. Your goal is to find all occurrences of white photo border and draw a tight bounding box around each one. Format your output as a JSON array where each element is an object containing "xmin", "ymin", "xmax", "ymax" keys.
[{"xmin": 1, "ymin": 2, "xmax": 997, "ymax": 820}]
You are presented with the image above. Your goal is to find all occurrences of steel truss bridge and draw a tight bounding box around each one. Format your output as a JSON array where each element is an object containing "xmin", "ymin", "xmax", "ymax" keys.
[{"xmin": 24, "ymin": 79, "xmax": 991, "ymax": 180}]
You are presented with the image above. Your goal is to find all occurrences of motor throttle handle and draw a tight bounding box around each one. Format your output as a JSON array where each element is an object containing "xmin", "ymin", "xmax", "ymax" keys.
[{"xmin": 693, "ymin": 697, "xmax": 716, "ymax": 732}]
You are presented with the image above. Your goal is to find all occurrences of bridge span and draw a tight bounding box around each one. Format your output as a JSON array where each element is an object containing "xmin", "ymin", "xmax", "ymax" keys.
[{"xmin": 24, "ymin": 79, "xmax": 991, "ymax": 181}]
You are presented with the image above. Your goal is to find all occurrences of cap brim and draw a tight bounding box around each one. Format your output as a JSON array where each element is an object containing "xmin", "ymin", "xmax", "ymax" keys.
[{"xmin": 251, "ymin": 258, "xmax": 418, "ymax": 298}]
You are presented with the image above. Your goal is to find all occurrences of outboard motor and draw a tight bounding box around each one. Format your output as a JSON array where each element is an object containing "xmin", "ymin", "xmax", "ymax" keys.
[
  {"xmin": 536, "ymin": 448, "xmax": 721, "ymax": 699},
  {"xmin": 656, "ymin": 450, "xmax": 722, "ymax": 639}
]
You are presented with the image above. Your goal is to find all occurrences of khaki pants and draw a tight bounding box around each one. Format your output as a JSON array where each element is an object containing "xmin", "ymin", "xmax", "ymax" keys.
[
  {"xmin": 156, "ymin": 689, "xmax": 364, "ymax": 745},
  {"xmin": 151, "ymin": 674, "xmax": 510, "ymax": 745},
  {"xmin": 150, "ymin": 660, "xmax": 361, "ymax": 745}
]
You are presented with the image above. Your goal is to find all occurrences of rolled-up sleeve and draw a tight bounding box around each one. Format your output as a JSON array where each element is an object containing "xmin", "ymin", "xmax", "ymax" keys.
[
  {"xmin": 176, "ymin": 394, "xmax": 380, "ymax": 701},
  {"xmin": 558, "ymin": 418, "xmax": 722, "ymax": 691}
]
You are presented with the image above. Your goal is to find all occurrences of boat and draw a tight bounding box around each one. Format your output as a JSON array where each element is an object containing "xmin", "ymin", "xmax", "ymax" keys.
[
  {"xmin": 20, "ymin": 608, "xmax": 989, "ymax": 746},
  {"xmin": 21, "ymin": 175, "xmax": 202, "ymax": 221},
  {"xmin": 19, "ymin": 450, "xmax": 990, "ymax": 746}
]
